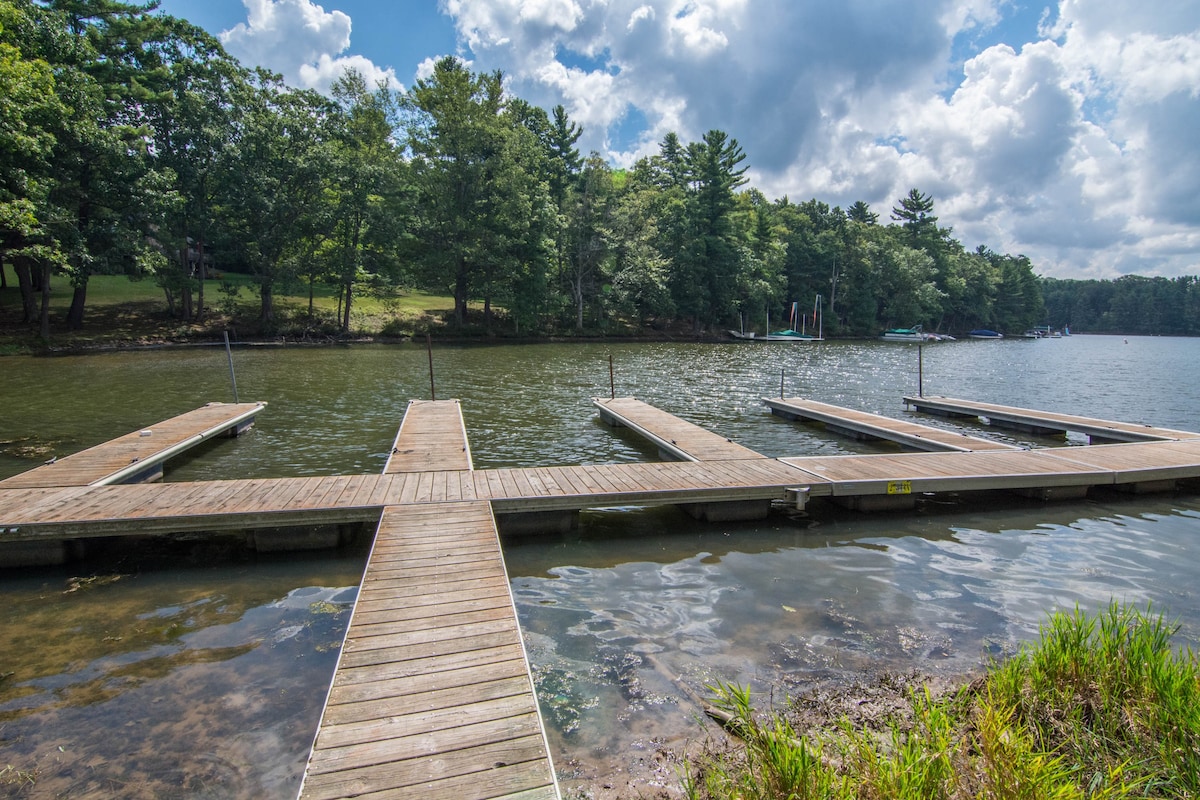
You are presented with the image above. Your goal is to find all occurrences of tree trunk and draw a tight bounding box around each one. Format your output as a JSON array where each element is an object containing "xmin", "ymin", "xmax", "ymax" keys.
[
  {"xmin": 260, "ymin": 279, "xmax": 274, "ymax": 323},
  {"xmin": 454, "ymin": 257, "xmax": 468, "ymax": 326},
  {"xmin": 66, "ymin": 280, "xmax": 87, "ymax": 330},
  {"xmin": 178, "ymin": 247, "xmax": 193, "ymax": 321},
  {"xmin": 0, "ymin": 254, "xmax": 6, "ymax": 289},
  {"xmin": 342, "ymin": 280, "xmax": 353, "ymax": 332},
  {"xmin": 573, "ymin": 277, "xmax": 584, "ymax": 331},
  {"xmin": 196, "ymin": 236, "xmax": 206, "ymax": 322},
  {"xmin": 14, "ymin": 256, "xmax": 37, "ymax": 323},
  {"xmin": 39, "ymin": 262, "xmax": 52, "ymax": 340}
]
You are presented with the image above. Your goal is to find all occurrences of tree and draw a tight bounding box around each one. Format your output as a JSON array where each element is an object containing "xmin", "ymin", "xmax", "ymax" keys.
[
  {"xmin": 890, "ymin": 188, "xmax": 938, "ymax": 243},
  {"xmin": 847, "ymin": 200, "xmax": 878, "ymax": 224},
  {"xmin": 404, "ymin": 57, "xmax": 552, "ymax": 331},
  {"xmin": 667, "ymin": 129, "xmax": 748, "ymax": 332},
  {"xmin": 0, "ymin": 0, "xmax": 68, "ymax": 331},
  {"xmin": 217, "ymin": 70, "xmax": 337, "ymax": 325},
  {"xmin": 144, "ymin": 16, "xmax": 245, "ymax": 322},
  {"xmin": 42, "ymin": 0, "xmax": 183, "ymax": 331},
  {"xmin": 328, "ymin": 68, "xmax": 407, "ymax": 332},
  {"xmin": 563, "ymin": 154, "xmax": 613, "ymax": 330}
]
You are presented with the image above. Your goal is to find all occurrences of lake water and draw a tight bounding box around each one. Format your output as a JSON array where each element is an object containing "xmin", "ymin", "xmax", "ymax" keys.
[{"xmin": 1, "ymin": 335, "xmax": 1199, "ymax": 798}]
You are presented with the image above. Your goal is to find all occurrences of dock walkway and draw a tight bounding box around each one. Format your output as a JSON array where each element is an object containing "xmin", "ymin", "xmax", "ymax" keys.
[
  {"xmin": 299, "ymin": 400, "xmax": 558, "ymax": 800},
  {"xmin": 299, "ymin": 503, "xmax": 557, "ymax": 800},
  {"xmin": 594, "ymin": 397, "xmax": 765, "ymax": 461},
  {"xmin": 764, "ymin": 397, "xmax": 1020, "ymax": 452},
  {"xmin": 903, "ymin": 395, "xmax": 1200, "ymax": 443},
  {"xmin": 0, "ymin": 402, "xmax": 264, "ymax": 489},
  {"xmin": 385, "ymin": 400, "xmax": 474, "ymax": 473},
  {"xmin": 7, "ymin": 397, "xmax": 1200, "ymax": 798}
]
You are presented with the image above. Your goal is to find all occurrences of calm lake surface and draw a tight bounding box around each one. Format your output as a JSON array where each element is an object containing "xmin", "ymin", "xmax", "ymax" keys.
[{"xmin": 2, "ymin": 335, "xmax": 1199, "ymax": 797}]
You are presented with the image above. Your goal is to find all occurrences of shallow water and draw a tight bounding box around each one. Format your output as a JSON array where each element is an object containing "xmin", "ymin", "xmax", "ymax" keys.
[{"xmin": 1, "ymin": 335, "xmax": 1198, "ymax": 797}]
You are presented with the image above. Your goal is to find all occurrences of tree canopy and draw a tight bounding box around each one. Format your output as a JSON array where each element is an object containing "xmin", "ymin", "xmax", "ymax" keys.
[{"xmin": 9, "ymin": 4, "xmax": 1178, "ymax": 341}]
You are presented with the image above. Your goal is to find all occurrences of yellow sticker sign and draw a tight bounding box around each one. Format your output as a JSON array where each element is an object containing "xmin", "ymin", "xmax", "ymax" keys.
[{"xmin": 887, "ymin": 480, "xmax": 912, "ymax": 495}]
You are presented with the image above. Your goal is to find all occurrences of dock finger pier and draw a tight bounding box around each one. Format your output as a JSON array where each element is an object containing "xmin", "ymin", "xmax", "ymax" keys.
[{"xmin": 3, "ymin": 393, "xmax": 1200, "ymax": 799}]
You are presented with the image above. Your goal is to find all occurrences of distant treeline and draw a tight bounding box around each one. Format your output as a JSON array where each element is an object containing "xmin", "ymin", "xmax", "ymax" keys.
[
  {"xmin": 1042, "ymin": 275, "xmax": 1200, "ymax": 336},
  {"xmin": 4, "ymin": 0, "xmax": 1057, "ymax": 339}
]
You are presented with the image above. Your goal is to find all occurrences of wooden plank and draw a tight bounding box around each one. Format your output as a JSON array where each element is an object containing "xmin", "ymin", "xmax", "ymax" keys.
[
  {"xmin": 321, "ymin": 671, "xmax": 532, "ymax": 729},
  {"xmin": 0, "ymin": 402, "xmax": 265, "ymax": 489},
  {"xmin": 299, "ymin": 501, "xmax": 557, "ymax": 800},
  {"xmin": 903, "ymin": 395, "xmax": 1200, "ymax": 442},
  {"xmin": 594, "ymin": 397, "xmax": 765, "ymax": 461},
  {"xmin": 766, "ymin": 397, "xmax": 1021, "ymax": 452},
  {"xmin": 301, "ymin": 742, "xmax": 554, "ymax": 800}
]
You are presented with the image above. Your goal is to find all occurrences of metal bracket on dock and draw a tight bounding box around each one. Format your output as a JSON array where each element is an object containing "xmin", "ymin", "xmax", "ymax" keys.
[{"xmin": 786, "ymin": 486, "xmax": 810, "ymax": 511}]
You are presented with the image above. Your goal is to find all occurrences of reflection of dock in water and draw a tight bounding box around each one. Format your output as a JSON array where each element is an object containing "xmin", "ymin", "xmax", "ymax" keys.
[{"xmin": 4, "ymin": 395, "xmax": 1200, "ymax": 798}]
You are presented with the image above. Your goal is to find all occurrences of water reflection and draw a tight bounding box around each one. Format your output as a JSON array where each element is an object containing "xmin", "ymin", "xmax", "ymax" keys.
[
  {"xmin": 0, "ymin": 542, "xmax": 368, "ymax": 799},
  {"xmin": 507, "ymin": 492, "xmax": 1200, "ymax": 796},
  {"xmin": 2, "ymin": 337, "xmax": 1199, "ymax": 797}
]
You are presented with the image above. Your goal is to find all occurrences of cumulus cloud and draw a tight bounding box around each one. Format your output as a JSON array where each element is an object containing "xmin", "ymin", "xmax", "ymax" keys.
[
  {"xmin": 440, "ymin": 0, "xmax": 1200, "ymax": 279},
  {"xmin": 221, "ymin": 0, "xmax": 398, "ymax": 93}
]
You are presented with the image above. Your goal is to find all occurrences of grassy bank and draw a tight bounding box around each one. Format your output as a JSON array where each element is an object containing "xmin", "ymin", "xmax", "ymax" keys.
[
  {"xmin": 684, "ymin": 602, "xmax": 1199, "ymax": 799},
  {"xmin": 0, "ymin": 270, "xmax": 487, "ymax": 353}
]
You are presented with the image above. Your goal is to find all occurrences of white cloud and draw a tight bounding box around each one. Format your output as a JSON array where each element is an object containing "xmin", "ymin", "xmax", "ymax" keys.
[
  {"xmin": 439, "ymin": 0, "xmax": 1200, "ymax": 278},
  {"xmin": 221, "ymin": 0, "xmax": 399, "ymax": 94}
]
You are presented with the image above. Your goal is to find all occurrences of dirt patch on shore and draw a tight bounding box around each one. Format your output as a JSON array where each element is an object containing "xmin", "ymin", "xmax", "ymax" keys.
[{"xmin": 560, "ymin": 669, "xmax": 974, "ymax": 800}]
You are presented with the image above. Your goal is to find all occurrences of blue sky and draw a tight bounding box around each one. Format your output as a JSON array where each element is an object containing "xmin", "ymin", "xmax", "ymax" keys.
[{"xmin": 153, "ymin": 0, "xmax": 1200, "ymax": 281}]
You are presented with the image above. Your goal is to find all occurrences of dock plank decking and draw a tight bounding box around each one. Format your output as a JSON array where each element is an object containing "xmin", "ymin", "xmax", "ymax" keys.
[
  {"xmin": 6, "ymin": 396, "xmax": 1200, "ymax": 799},
  {"xmin": 299, "ymin": 399, "xmax": 558, "ymax": 800},
  {"xmin": 594, "ymin": 397, "xmax": 765, "ymax": 461},
  {"xmin": 903, "ymin": 395, "xmax": 1200, "ymax": 443},
  {"xmin": 385, "ymin": 399, "xmax": 474, "ymax": 473},
  {"xmin": 0, "ymin": 402, "xmax": 264, "ymax": 489},
  {"xmin": 298, "ymin": 502, "xmax": 557, "ymax": 800},
  {"xmin": 765, "ymin": 397, "xmax": 1021, "ymax": 452}
]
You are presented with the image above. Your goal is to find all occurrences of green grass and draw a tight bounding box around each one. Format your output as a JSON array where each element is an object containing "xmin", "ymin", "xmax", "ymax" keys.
[
  {"xmin": 0, "ymin": 266, "xmax": 463, "ymax": 349},
  {"xmin": 684, "ymin": 602, "xmax": 1199, "ymax": 799}
]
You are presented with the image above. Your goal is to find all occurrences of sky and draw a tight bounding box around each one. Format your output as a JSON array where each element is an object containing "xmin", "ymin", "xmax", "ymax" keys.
[{"xmin": 151, "ymin": 0, "xmax": 1200, "ymax": 281}]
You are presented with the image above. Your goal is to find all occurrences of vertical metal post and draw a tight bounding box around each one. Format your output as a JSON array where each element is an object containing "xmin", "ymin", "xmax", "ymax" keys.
[
  {"xmin": 426, "ymin": 334, "xmax": 436, "ymax": 401},
  {"xmin": 609, "ymin": 354, "xmax": 615, "ymax": 399},
  {"xmin": 223, "ymin": 331, "xmax": 239, "ymax": 403},
  {"xmin": 780, "ymin": 368, "xmax": 785, "ymax": 399},
  {"xmin": 918, "ymin": 344, "xmax": 924, "ymax": 397}
]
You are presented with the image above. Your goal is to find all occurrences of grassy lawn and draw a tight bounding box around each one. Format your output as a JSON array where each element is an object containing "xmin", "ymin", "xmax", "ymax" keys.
[{"xmin": 0, "ymin": 266, "xmax": 464, "ymax": 350}]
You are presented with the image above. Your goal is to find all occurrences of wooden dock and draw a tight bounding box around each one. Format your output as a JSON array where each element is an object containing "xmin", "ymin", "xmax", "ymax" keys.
[
  {"xmin": 764, "ymin": 397, "xmax": 1021, "ymax": 452},
  {"xmin": 298, "ymin": 502, "xmax": 557, "ymax": 800},
  {"xmin": 594, "ymin": 397, "xmax": 765, "ymax": 461},
  {"xmin": 0, "ymin": 459, "xmax": 818, "ymax": 540},
  {"xmin": 903, "ymin": 395, "xmax": 1200, "ymax": 443},
  {"xmin": 6, "ymin": 396, "xmax": 1200, "ymax": 797},
  {"xmin": 299, "ymin": 400, "xmax": 558, "ymax": 800},
  {"xmin": 0, "ymin": 402, "xmax": 264, "ymax": 489},
  {"xmin": 385, "ymin": 399, "xmax": 474, "ymax": 473}
]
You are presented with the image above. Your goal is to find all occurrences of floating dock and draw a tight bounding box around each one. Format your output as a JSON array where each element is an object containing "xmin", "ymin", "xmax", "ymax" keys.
[
  {"xmin": 0, "ymin": 402, "xmax": 263, "ymax": 489},
  {"xmin": 5, "ymin": 396, "xmax": 1200, "ymax": 798},
  {"xmin": 903, "ymin": 395, "xmax": 1200, "ymax": 443},
  {"xmin": 764, "ymin": 397, "xmax": 1021, "ymax": 452},
  {"xmin": 299, "ymin": 401, "xmax": 557, "ymax": 800},
  {"xmin": 384, "ymin": 399, "xmax": 473, "ymax": 473},
  {"xmin": 594, "ymin": 397, "xmax": 765, "ymax": 461},
  {"xmin": 299, "ymin": 504, "xmax": 557, "ymax": 800}
]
